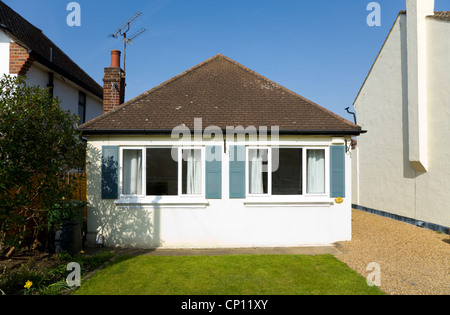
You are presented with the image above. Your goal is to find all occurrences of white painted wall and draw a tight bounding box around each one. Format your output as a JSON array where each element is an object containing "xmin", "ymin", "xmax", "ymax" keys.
[
  {"xmin": 353, "ymin": 12, "xmax": 450, "ymax": 228},
  {"xmin": 0, "ymin": 30, "xmax": 10, "ymax": 76},
  {"xmin": 26, "ymin": 63, "xmax": 103, "ymax": 122},
  {"xmin": 0, "ymin": 32, "xmax": 102, "ymax": 122},
  {"xmin": 86, "ymin": 135, "xmax": 353, "ymax": 249}
]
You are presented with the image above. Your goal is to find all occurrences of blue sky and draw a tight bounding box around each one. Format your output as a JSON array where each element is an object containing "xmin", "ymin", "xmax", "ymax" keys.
[{"xmin": 3, "ymin": 0, "xmax": 448, "ymax": 121}]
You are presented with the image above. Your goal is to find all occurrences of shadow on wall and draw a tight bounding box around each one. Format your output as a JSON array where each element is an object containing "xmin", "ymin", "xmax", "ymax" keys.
[{"xmin": 86, "ymin": 145, "xmax": 161, "ymax": 248}]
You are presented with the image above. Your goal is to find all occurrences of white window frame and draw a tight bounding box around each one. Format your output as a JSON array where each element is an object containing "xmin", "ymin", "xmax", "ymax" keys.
[
  {"xmin": 305, "ymin": 148, "xmax": 328, "ymax": 196},
  {"xmin": 178, "ymin": 146, "xmax": 206, "ymax": 198},
  {"xmin": 119, "ymin": 147, "xmax": 146, "ymax": 199},
  {"xmin": 119, "ymin": 146, "xmax": 206, "ymax": 200},
  {"xmin": 246, "ymin": 146, "xmax": 271, "ymax": 197},
  {"xmin": 246, "ymin": 146, "xmax": 329, "ymax": 198}
]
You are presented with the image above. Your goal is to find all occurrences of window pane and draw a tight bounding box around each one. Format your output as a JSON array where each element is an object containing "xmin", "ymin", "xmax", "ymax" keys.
[
  {"xmin": 272, "ymin": 148, "xmax": 302, "ymax": 195},
  {"xmin": 182, "ymin": 149, "xmax": 202, "ymax": 195},
  {"xmin": 307, "ymin": 149, "xmax": 325, "ymax": 194},
  {"xmin": 78, "ymin": 92, "xmax": 86, "ymax": 124},
  {"xmin": 146, "ymin": 148, "xmax": 178, "ymax": 196},
  {"xmin": 122, "ymin": 150, "xmax": 142, "ymax": 195},
  {"xmin": 249, "ymin": 149, "xmax": 268, "ymax": 194}
]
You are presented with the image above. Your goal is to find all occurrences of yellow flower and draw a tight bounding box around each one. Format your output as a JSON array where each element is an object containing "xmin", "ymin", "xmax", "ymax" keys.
[
  {"xmin": 24, "ymin": 280, "xmax": 33, "ymax": 290},
  {"xmin": 80, "ymin": 250, "xmax": 85, "ymax": 254}
]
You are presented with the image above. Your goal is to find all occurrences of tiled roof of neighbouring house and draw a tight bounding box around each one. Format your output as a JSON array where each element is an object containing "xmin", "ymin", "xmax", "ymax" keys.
[
  {"xmin": 0, "ymin": 1, "xmax": 103, "ymax": 99},
  {"xmin": 79, "ymin": 54, "xmax": 364, "ymax": 135},
  {"xmin": 428, "ymin": 11, "xmax": 450, "ymax": 21},
  {"xmin": 399, "ymin": 10, "xmax": 450, "ymax": 21}
]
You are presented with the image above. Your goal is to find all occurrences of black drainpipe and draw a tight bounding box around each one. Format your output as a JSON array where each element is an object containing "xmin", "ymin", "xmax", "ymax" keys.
[{"xmin": 345, "ymin": 107, "xmax": 357, "ymax": 125}]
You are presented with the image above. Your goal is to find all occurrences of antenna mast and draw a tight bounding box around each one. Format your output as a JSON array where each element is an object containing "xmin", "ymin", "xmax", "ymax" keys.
[{"xmin": 108, "ymin": 12, "xmax": 147, "ymax": 73}]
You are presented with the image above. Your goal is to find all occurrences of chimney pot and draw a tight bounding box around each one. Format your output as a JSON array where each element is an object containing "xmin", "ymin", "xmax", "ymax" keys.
[
  {"xmin": 103, "ymin": 50, "xmax": 125, "ymax": 114},
  {"xmin": 110, "ymin": 50, "xmax": 121, "ymax": 68}
]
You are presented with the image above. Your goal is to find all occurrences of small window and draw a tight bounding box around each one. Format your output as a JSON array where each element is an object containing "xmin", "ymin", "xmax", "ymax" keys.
[
  {"xmin": 248, "ymin": 148, "xmax": 269, "ymax": 195},
  {"xmin": 272, "ymin": 148, "xmax": 302, "ymax": 195},
  {"xmin": 122, "ymin": 149, "xmax": 142, "ymax": 195},
  {"xmin": 146, "ymin": 148, "xmax": 178, "ymax": 196},
  {"xmin": 306, "ymin": 149, "xmax": 325, "ymax": 194},
  {"xmin": 78, "ymin": 91, "xmax": 86, "ymax": 124},
  {"xmin": 181, "ymin": 149, "xmax": 203, "ymax": 195}
]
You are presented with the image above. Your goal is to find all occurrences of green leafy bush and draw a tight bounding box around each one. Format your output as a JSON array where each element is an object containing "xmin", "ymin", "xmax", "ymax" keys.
[{"xmin": 0, "ymin": 75, "xmax": 86, "ymax": 255}]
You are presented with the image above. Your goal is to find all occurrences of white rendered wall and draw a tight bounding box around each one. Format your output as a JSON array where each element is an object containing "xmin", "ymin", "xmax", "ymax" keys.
[
  {"xmin": 0, "ymin": 31, "xmax": 10, "ymax": 76},
  {"xmin": 85, "ymin": 135, "xmax": 353, "ymax": 249},
  {"xmin": 26, "ymin": 64, "xmax": 102, "ymax": 122},
  {"xmin": 0, "ymin": 32, "xmax": 102, "ymax": 122},
  {"xmin": 353, "ymin": 14, "xmax": 450, "ymax": 228}
]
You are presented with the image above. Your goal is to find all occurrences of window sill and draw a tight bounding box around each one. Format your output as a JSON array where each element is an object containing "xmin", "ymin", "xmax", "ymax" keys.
[
  {"xmin": 115, "ymin": 196, "xmax": 209, "ymax": 208},
  {"xmin": 243, "ymin": 196, "xmax": 334, "ymax": 207}
]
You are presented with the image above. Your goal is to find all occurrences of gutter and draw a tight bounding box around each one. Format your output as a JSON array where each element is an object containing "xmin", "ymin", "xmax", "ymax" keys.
[
  {"xmin": 0, "ymin": 23, "xmax": 102, "ymax": 99},
  {"xmin": 79, "ymin": 129, "xmax": 367, "ymax": 136},
  {"xmin": 29, "ymin": 51, "xmax": 103, "ymax": 100}
]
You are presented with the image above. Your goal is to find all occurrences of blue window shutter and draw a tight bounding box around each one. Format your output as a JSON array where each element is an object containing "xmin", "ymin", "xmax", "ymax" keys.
[
  {"xmin": 330, "ymin": 145, "xmax": 345, "ymax": 198},
  {"xmin": 102, "ymin": 146, "xmax": 119, "ymax": 199},
  {"xmin": 229, "ymin": 145, "xmax": 246, "ymax": 199},
  {"xmin": 205, "ymin": 146, "xmax": 222, "ymax": 199}
]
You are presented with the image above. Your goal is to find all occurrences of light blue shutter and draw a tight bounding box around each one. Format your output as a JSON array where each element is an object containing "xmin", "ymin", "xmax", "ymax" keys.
[
  {"xmin": 102, "ymin": 146, "xmax": 119, "ymax": 199},
  {"xmin": 229, "ymin": 145, "xmax": 246, "ymax": 199},
  {"xmin": 330, "ymin": 145, "xmax": 345, "ymax": 198},
  {"xmin": 205, "ymin": 146, "xmax": 222, "ymax": 199}
]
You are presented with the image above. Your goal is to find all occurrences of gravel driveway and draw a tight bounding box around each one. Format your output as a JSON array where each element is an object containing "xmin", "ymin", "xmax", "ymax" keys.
[{"xmin": 335, "ymin": 209, "xmax": 450, "ymax": 295}]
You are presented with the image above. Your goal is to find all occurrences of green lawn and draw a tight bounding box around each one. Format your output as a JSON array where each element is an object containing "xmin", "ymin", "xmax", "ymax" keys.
[{"xmin": 72, "ymin": 254, "xmax": 384, "ymax": 295}]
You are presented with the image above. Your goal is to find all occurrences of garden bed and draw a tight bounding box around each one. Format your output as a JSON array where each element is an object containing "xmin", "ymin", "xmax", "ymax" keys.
[{"xmin": 0, "ymin": 249, "xmax": 113, "ymax": 295}]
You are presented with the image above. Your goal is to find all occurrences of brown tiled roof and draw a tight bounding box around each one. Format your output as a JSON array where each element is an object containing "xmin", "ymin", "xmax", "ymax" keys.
[
  {"xmin": 400, "ymin": 10, "xmax": 450, "ymax": 22},
  {"xmin": 0, "ymin": 1, "xmax": 102, "ymax": 99},
  {"xmin": 79, "ymin": 54, "xmax": 363, "ymax": 135},
  {"xmin": 428, "ymin": 11, "xmax": 450, "ymax": 21}
]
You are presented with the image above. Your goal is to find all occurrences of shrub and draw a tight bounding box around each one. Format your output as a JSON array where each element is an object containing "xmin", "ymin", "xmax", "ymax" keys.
[{"xmin": 0, "ymin": 75, "xmax": 86, "ymax": 255}]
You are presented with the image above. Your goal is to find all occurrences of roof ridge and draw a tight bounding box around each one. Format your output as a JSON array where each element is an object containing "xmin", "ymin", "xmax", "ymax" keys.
[{"xmin": 79, "ymin": 54, "xmax": 361, "ymax": 132}]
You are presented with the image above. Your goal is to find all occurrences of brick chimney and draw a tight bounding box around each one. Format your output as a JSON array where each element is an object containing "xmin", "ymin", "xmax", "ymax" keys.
[{"xmin": 103, "ymin": 50, "xmax": 125, "ymax": 114}]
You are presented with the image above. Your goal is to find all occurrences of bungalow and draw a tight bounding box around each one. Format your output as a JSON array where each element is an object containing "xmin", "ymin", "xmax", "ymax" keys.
[
  {"xmin": 79, "ymin": 52, "xmax": 364, "ymax": 248},
  {"xmin": 0, "ymin": 1, "xmax": 103, "ymax": 123}
]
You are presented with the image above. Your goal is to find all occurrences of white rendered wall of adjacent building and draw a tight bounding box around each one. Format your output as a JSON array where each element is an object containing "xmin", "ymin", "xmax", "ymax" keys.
[
  {"xmin": 25, "ymin": 63, "xmax": 103, "ymax": 122},
  {"xmin": 353, "ymin": 12, "xmax": 450, "ymax": 228},
  {"xmin": 0, "ymin": 30, "xmax": 102, "ymax": 121},
  {"xmin": 85, "ymin": 135, "xmax": 353, "ymax": 249},
  {"xmin": 0, "ymin": 30, "xmax": 10, "ymax": 76}
]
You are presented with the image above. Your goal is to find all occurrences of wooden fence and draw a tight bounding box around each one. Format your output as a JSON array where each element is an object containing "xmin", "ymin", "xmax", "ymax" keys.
[{"xmin": 62, "ymin": 172, "xmax": 87, "ymax": 218}]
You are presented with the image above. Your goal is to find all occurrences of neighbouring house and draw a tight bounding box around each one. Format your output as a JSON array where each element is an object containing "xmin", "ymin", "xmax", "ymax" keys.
[
  {"xmin": 0, "ymin": 1, "xmax": 103, "ymax": 124},
  {"xmin": 79, "ymin": 52, "xmax": 364, "ymax": 249},
  {"xmin": 352, "ymin": 0, "xmax": 450, "ymax": 233}
]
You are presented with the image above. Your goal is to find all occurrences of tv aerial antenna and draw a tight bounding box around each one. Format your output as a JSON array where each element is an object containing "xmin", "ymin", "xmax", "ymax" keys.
[{"xmin": 108, "ymin": 12, "xmax": 147, "ymax": 73}]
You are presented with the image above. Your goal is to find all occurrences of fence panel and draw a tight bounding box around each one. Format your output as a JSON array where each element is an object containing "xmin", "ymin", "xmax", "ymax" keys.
[{"xmin": 63, "ymin": 172, "xmax": 87, "ymax": 219}]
